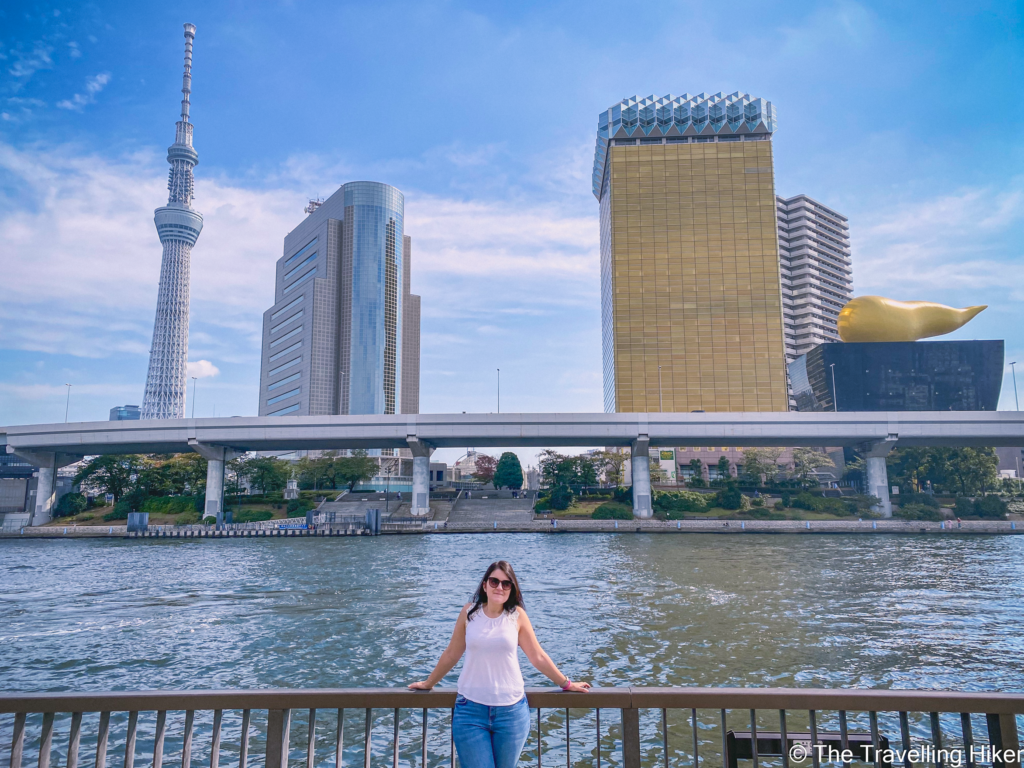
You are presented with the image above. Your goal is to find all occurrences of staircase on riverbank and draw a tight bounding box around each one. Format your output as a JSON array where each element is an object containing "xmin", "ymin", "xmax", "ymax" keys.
[{"xmin": 447, "ymin": 491, "xmax": 535, "ymax": 526}]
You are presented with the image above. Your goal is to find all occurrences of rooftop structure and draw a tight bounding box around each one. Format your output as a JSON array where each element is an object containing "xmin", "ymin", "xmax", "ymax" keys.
[{"xmin": 140, "ymin": 24, "xmax": 203, "ymax": 420}]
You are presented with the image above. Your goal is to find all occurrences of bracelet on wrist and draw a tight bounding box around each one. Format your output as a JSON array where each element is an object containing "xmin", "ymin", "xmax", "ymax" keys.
[{"xmin": 560, "ymin": 677, "xmax": 572, "ymax": 691}]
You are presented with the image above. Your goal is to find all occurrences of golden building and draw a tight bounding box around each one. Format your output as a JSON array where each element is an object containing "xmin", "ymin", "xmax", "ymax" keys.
[{"xmin": 594, "ymin": 93, "xmax": 790, "ymax": 413}]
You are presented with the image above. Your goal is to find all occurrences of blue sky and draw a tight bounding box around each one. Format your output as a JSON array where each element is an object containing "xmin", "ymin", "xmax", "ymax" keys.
[{"xmin": 2, "ymin": 0, "xmax": 1023, "ymax": 449}]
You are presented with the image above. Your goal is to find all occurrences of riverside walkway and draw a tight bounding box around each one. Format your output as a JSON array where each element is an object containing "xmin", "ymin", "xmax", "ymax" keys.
[
  {"xmin": 2, "ymin": 518, "xmax": 1021, "ymax": 538},
  {"xmin": 2, "ymin": 687, "xmax": 1021, "ymax": 768}
]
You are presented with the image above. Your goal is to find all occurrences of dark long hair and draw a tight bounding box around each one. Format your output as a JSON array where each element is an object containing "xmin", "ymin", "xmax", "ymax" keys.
[{"xmin": 467, "ymin": 560, "xmax": 524, "ymax": 620}]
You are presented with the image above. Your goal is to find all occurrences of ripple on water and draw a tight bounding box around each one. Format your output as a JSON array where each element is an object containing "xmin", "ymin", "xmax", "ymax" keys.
[{"xmin": 1, "ymin": 534, "xmax": 1024, "ymax": 694}]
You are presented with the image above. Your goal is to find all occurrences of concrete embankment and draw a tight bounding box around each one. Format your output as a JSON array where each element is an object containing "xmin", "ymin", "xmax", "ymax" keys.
[{"xmin": 1, "ymin": 518, "xmax": 1021, "ymax": 538}]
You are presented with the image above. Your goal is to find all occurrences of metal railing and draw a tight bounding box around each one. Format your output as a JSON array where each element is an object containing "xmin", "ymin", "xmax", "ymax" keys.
[{"xmin": 2, "ymin": 688, "xmax": 1021, "ymax": 768}]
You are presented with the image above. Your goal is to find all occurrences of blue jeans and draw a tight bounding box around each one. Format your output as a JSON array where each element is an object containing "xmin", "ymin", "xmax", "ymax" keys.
[{"xmin": 452, "ymin": 695, "xmax": 531, "ymax": 768}]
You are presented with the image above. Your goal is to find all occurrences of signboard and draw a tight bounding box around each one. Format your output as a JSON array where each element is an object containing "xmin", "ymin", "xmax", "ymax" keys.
[
  {"xmin": 278, "ymin": 524, "xmax": 308, "ymax": 530},
  {"xmin": 105, "ymin": 494, "xmax": 115, "ymax": 505},
  {"xmin": 660, "ymin": 450, "xmax": 675, "ymax": 461}
]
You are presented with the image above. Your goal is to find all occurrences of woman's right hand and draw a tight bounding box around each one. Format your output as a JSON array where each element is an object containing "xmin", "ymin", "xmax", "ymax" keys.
[{"xmin": 407, "ymin": 681, "xmax": 433, "ymax": 690}]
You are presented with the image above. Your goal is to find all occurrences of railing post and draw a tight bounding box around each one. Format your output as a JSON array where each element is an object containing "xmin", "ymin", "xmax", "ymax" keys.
[
  {"xmin": 987, "ymin": 714, "xmax": 1021, "ymax": 768},
  {"xmin": 9, "ymin": 712, "xmax": 26, "ymax": 768},
  {"xmin": 266, "ymin": 711, "xmax": 292, "ymax": 768},
  {"xmin": 621, "ymin": 708, "xmax": 640, "ymax": 768}
]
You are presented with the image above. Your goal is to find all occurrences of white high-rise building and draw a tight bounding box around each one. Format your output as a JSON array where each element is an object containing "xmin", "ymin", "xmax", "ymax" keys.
[
  {"xmin": 777, "ymin": 194, "xmax": 852, "ymax": 362},
  {"xmin": 141, "ymin": 24, "xmax": 204, "ymax": 420}
]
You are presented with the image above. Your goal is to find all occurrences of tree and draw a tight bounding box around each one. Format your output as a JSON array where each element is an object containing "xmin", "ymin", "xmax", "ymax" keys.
[
  {"xmin": 538, "ymin": 451, "xmax": 597, "ymax": 488},
  {"xmin": 687, "ymin": 458, "xmax": 706, "ymax": 487},
  {"xmin": 297, "ymin": 453, "xmax": 337, "ymax": 490},
  {"xmin": 243, "ymin": 457, "xmax": 289, "ymax": 495},
  {"xmin": 887, "ymin": 447, "xmax": 999, "ymax": 496},
  {"xmin": 473, "ymin": 454, "xmax": 497, "ymax": 484},
  {"xmin": 74, "ymin": 455, "xmax": 146, "ymax": 502},
  {"xmin": 594, "ymin": 450, "xmax": 627, "ymax": 486},
  {"xmin": 649, "ymin": 459, "xmax": 668, "ymax": 484},
  {"xmin": 743, "ymin": 448, "xmax": 783, "ymax": 485},
  {"xmin": 160, "ymin": 453, "xmax": 208, "ymax": 496},
  {"xmin": 493, "ymin": 452, "xmax": 524, "ymax": 489},
  {"xmin": 54, "ymin": 492, "xmax": 88, "ymax": 518},
  {"xmin": 943, "ymin": 448, "xmax": 999, "ymax": 496},
  {"xmin": 716, "ymin": 456, "xmax": 732, "ymax": 480},
  {"xmin": 792, "ymin": 448, "xmax": 835, "ymax": 484},
  {"xmin": 336, "ymin": 450, "xmax": 378, "ymax": 491}
]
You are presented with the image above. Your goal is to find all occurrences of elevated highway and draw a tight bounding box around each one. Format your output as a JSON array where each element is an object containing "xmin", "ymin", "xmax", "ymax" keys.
[{"xmin": 4, "ymin": 411, "xmax": 1023, "ymax": 525}]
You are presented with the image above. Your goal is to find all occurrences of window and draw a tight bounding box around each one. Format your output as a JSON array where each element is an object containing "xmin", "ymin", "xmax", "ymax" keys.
[
  {"xmin": 270, "ymin": 310, "xmax": 303, "ymax": 334},
  {"xmin": 268, "ymin": 403, "xmax": 301, "ymax": 416},
  {"xmin": 269, "ymin": 341, "xmax": 301, "ymax": 362},
  {"xmin": 267, "ymin": 388, "xmax": 300, "ymax": 405},
  {"xmin": 283, "ymin": 267, "xmax": 316, "ymax": 293},
  {"xmin": 283, "ymin": 253, "xmax": 317, "ymax": 281},
  {"xmin": 270, "ymin": 325, "xmax": 303, "ymax": 347},
  {"xmin": 270, "ymin": 295, "xmax": 304, "ymax": 321},
  {"xmin": 267, "ymin": 372, "xmax": 301, "ymax": 391},
  {"xmin": 283, "ymin": 237, "xmax": 317, "ymax": 267},
  {"xmin": 268, "ymin": 356, "xmax": 302, "ymax": 377}
]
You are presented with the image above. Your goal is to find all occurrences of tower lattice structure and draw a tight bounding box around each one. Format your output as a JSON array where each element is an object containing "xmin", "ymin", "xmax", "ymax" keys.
[{"xmin": 141, "ymin": 23, "xmax": 204, "ymax": 420}]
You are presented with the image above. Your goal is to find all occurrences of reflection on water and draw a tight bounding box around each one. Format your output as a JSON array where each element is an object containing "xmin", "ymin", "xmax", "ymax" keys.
[{"xmin": 1, "ymin": 534, "xmax": 1023, "ymax": 767}]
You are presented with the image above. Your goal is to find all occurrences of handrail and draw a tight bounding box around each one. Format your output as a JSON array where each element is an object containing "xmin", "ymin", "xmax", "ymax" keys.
[
  {"xmin": 3, "ymin": 687, "xmax": 1021, "ymax": 768},
  {"xmin": 2, "ymin": 686, "xmax": 1023, "ymax": 714}
]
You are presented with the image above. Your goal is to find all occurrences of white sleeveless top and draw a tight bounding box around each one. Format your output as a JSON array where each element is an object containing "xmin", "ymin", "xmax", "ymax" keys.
[{"xmin": 457, "ymin": 607, "xmax": 525, "ymax": 706}]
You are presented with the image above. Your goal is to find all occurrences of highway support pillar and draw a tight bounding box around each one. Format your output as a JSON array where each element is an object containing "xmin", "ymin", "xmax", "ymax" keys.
[
  {"xmin": 861, "ymin": 436, "xmax": 898, "ymax": 518},
  {"xmin": 631, "ymin": 436, "xmax": 652, "ymax": 519},
  {"xmin": 7, "ymin": 448, "xmax": 80, "ymax": 527},
  {"xmin": 407, "ymin": 437, "xmax": 435, "ymax": 517},
  {"xmin": 188, "ymin": 440, "xmax": 241, "ymax": 527}
]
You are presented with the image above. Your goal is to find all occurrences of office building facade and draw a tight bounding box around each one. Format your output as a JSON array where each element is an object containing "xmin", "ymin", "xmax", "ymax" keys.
[
  {"xmin": 258, "ymin": 182, "xmax": 421, "ymax": 417},
  {"xmin": 777, "ymin": 195, "xmax": 853, "ymax": 362},
  {"xmin": 594, "ymin": 92, "xmax": 790, "ymax": 414}
]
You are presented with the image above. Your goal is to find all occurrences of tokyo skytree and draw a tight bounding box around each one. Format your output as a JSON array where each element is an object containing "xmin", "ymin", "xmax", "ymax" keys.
[{"xmin": 141, "ymin": 23, "xmax": 204, "ymax": 420}]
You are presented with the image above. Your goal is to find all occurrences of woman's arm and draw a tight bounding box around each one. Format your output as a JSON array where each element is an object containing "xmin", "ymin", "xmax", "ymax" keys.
[
  {"xmin": 408, "ymin": 605, "xmax": 470, "ymax": 690},
  {"xmin": 517, "ymin": 608, "xmax": 591, "ymax": 693}
]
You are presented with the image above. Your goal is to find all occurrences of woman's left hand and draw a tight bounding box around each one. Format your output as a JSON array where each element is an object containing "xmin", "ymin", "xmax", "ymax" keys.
[{"xmin": 565, "ymin": 681, "xmax": 591, "ymax": 692}]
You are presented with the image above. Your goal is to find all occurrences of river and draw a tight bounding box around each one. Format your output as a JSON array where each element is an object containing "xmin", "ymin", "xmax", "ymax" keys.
[{"xmin": 2, "ymin": 534, "xmax": 1023, "ymax": 765}]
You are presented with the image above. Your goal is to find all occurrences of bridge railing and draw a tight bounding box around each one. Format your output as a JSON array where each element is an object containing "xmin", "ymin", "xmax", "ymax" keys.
[{"xmin": 2, "ymin": 688, "xmax": 1022, "ymax": 768}]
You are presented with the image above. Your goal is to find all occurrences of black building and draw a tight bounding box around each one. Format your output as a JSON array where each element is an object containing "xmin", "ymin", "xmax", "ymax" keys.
[{"xmin": 789, "ymin": 340, "xmax": 1003, "ymax": 412}]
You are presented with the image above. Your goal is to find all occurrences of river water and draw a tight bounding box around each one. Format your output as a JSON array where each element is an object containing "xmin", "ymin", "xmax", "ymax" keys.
[{"xmin": 2, "ymin": 534, "xmax": 1023, "ymax": 766}]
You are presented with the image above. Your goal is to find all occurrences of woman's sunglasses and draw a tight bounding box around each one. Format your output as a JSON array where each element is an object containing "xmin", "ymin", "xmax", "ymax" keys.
[{"xmin": 486, "ymin": 577, "xmax": 513, "ymax": 591}]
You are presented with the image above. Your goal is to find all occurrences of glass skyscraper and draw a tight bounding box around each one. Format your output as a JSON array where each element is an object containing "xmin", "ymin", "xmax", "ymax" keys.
[
  {"xmin": 593, "ymin": 92, "xmax": 790, "ymax": 413},
  {"xmin": 258, "ymin": 181, "xmax": 421, "ymax": 417}
]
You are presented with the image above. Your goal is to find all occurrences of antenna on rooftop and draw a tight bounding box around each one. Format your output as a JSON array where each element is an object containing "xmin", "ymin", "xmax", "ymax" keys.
[{"xmin": 304, "ymin": 197, "xmax": 324, "ymax": 215}]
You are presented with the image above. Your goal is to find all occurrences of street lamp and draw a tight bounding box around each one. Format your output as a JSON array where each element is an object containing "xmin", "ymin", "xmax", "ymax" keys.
[
  {"xmin": 658, "ymin": 365, "xmax": 663, "ymax": 412},
  {"xmin": 1011, "ymin": 362, "xmax": 1019, "ymax": 411},
  {"xmin": 497, "ymin": 368, "xmax": 500, "ymax": 414},
  {"xmin": 829, "ymin": 364, "xmax": 838, "ymax": 412},
  {"xmin": 191, "ymin": 376, "xmax": 198, "ymax": 418},
  {"xmin": 64, "ymin": 384, "xmax": 72, "ymax": 423}
]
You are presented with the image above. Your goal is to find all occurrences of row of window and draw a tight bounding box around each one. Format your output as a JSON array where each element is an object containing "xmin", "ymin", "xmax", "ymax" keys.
[
  {"xmin": 284, "ymin": 236, "xmax": 317, "ymax": 267},
  {"xmin": 271, "ymin": 295, "xmax": 304, "ymax": 321},
  {"xmin": 284, "ymin": 253, "xmax": 317, "ymax": 282},
  {"xmin": 267, "ymin": 387, "xmax": 300, "ymax": 406},
  {"xmin": 270, "ymin": 309, "xmax": 303, "ymax": 335},
  {"xmin": 283, "ymin": 267, "xmax": 316, "ymax": 294},
  {"xmin": 269, "ymin": 325, "xmax": 303, "ymax": 348}
]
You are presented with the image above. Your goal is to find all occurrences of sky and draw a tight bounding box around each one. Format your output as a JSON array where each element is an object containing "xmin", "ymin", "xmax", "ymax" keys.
[{"xmin": 1, "ymin": 0, "xmax": 1023, "ymax": 467}]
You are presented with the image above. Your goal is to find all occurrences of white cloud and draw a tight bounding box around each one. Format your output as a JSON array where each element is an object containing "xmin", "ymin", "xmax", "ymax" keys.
[
  {"xmin": 854, "ymin": 182, "xmax": 1024, "ymax": 297},
  {"xmin": 187, "ymin": 360, "xmax": 220, "ymax": 379},
  {"xmin": 8, "ymin": 44, "xmax": 53, "ymax": 82},
  {"xmin": 57, "ymin": 72, "xmax": 111, "ymax": 111}
]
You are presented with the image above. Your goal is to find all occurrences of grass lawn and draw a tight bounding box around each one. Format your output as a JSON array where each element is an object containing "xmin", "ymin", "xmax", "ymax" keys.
[
  {"xmin": 538, "ymin": 501, "xmax": 866, "ymax": 522},
  {"xmin": 45, "ymin": 500, "xmax": 296, "ymax": 527}
]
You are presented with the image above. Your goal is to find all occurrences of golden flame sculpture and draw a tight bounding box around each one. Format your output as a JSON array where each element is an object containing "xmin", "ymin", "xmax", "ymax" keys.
[{"xmin": 837, "ymin": 296, "xmax": 987, "ymax": 343}]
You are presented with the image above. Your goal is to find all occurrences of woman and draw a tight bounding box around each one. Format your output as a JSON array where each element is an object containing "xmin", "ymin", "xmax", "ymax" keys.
[{"xmin": 409, "ymin": 560, "xmax": 590, "ymax": 768}]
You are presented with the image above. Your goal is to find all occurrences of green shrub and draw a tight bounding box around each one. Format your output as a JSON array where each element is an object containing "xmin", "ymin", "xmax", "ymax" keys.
[
  {"xmin": 781, "ymin": 490, "xmax": 792, "ymax": 507},
  {"xmin": 971, "ymin": 495, "xmax": 1008, "ymax": 519},
  {"xmin": 592, "ymin": 502, "xmax": 634, "ymax": 520},
  {"xmin": 201, "ymin": 516, "xmax": 217, "ymax": 526},
  {"xmin": 533, "ymin": 497, "xmax": 551, "ymax": 512},
  {"xmin": 233, "ymin": 509, "xmax": 274, "ymax": 523},
  {"xmin": 895, "ymin": 492, "xmax": 939, "ymax": 508},
  {"xmin": 548, "ymin": 486, "xmax": 573, "ymax": 511},
  {"xmin": 613, "ymin": 486, "xmax": 632, "ymax": 504},
  {"xmin": 286, "ymin": 498, "xmax": 315, "ymax": 515},
  {"xmin": 715, "ymin": 483, "xmax": 743, "ymax": 510},
  {"xmin": 750, "ymin": 495, "xmax": 765, "ymax": 507},
  {"xmin": 773, "ymin": 500, "xmax": 785, "ymax": 511},
  {"xmin": 142, "ymin": 496, "xmax": 201, "ymax": 515},
  {"xmin": 954, "ymin": 496, "xmax": 975, "ymax": 518},
  {"xmin": 54, "ymin": 492, "xmax": 88, "ymax": 518},
  {"xmin": 894, "ymin": 503, "xmax": 942, "ymax": 522},
  {"xmin": 653, "ymin": 490, "xmax": 711, "ymax": 515},
  {"xmin": 103, "ymin": 507, "xmax": 129, "ymax": 521}
]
